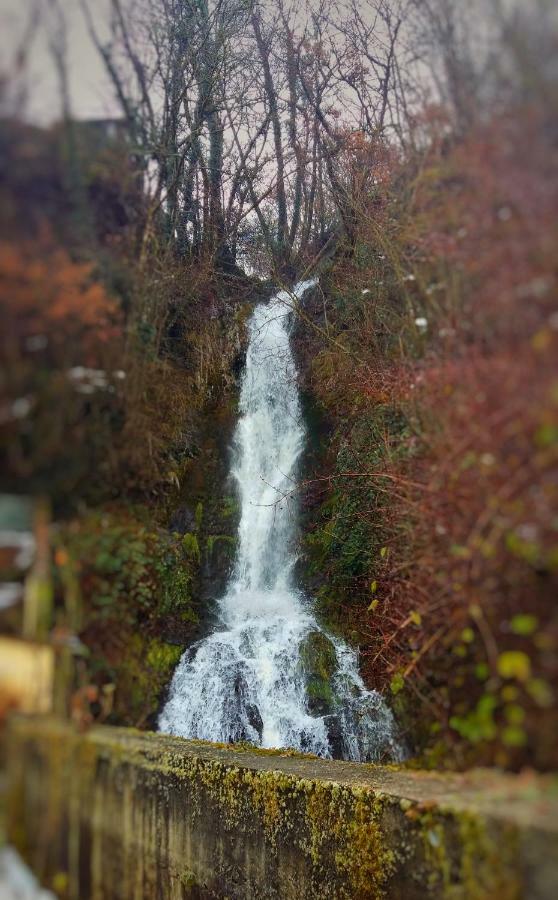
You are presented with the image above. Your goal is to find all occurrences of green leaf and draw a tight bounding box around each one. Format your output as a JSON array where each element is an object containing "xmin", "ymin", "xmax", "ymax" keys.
[
  {"xmin": 534, "ymin": 423, "xmax": 558, "ymax": 448},
  {"xmin": 449, "ymin": 693, "xmax": 497, "ymax": 743},
  {"xmin": 410, "ymin": 610, "xmax": 422, "ymax": 626},
  {"xmin": 370, "ymin": 580, "xmax": 378, "ymax": 594},
  {"xmin": 450, "ymin": 544, "xmax": 471, "ymax": 559},
  {"xmin": 475, "ymin": 662, "xmax": 489, "ymax": 681},
  {"xmin": 390, "ymin": 672, "xmax": 405, "ymax": 695},
  {"xmin": 502, "ymin": 725, "xmax": 527, "ymax": 748},
  {"xmin": 504, "ymin": 704, "xmax": 525, "ymax": 725},
  {"xmin": 510, "ymin": 614, "xmax": 538, "ymax": 636},
  {"xmin": 380, "ymin": 546, "xmax": 388, "ymax": 559},
  {"xmin": 368, "ymin": 598, "xmax": 379, "ymax": 612},
  {"xmin": 497, "ymin": 651, "xmax": 531, "ymax": 682},
  {"xmin": 526, "ymin": 678, "xmax": 554, "ymax": 708}
]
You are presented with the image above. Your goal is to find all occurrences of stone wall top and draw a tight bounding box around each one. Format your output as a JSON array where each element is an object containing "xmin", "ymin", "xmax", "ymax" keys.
[{"xmin": 5, "ymin": 716, "xmax": 558, "ymax": 899}]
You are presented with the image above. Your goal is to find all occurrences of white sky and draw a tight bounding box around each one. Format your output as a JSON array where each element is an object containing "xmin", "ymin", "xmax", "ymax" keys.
[
  {"xmin": 0, "ymin": 0, "xmax": 115, "ymax": 122},
  {"xmin": 2, "ymin": 0, "xmax": 550, "ymax": 126}
]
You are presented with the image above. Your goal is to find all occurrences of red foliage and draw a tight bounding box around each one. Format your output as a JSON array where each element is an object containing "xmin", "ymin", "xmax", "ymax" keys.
[
  {"xmin": 372, "ymin": 109, "xmax": 558, "ymax": 766},
  {"xmin": 312, "ymin": 103, "xmax": 558, "ymax": 768}
]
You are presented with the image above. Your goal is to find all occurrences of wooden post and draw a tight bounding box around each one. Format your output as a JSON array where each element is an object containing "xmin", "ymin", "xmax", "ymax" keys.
[
  {"xmin": 52, "ymin": 644, "xmax": 76, "ymax": 718},
  {"xmin": 22, "ymin": 497, "xmax": 53, "ymax": 641}
]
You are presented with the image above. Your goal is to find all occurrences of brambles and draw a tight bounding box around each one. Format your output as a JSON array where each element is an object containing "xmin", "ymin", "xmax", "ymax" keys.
[{"xmin": 298, "ymin": 93, "xmax": 558, "ymax": 769}]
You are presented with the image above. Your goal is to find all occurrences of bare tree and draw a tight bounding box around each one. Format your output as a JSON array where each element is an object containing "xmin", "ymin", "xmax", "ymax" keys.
[{"xmin": 78, "ymin": 0, "xmax": 414, "ymax": 275}]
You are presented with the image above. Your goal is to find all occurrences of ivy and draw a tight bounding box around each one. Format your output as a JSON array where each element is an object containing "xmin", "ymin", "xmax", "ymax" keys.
[{"xmin": 58, "ymin": 512, "xmax": 198, "ymax": 627}]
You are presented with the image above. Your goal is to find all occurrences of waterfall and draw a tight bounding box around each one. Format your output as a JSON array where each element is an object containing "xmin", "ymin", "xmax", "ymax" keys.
[{"xmin": 158, "ymin": 282, "xmax": 400, "ymax": 761}]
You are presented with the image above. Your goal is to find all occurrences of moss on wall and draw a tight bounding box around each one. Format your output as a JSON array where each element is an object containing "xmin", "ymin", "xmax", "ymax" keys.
[{"xmin": 5, "ymin": 717, "xmax": 558, "ymax": 899}]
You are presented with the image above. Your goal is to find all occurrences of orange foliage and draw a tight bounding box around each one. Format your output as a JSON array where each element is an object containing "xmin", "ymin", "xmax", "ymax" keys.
[
  {"xmin": 0, "ymin": 237, "xmax": 122, "ymax": 362},
  {"xmin": 0, "ymin": 233, "xmax": 124, "ymax": 496}
]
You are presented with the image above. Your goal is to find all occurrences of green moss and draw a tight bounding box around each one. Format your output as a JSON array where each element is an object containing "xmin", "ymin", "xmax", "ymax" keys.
[
  {"xmin": 307, "ymin": 678, "xmax": 334, "ymax": 704},
  {"xmin": 6, "ymin": 719, "xmax": 550, "ymax": 900},
  {"xmin": 57, "ymin": 511, "xmax": 198, "ymax": 625},
  {"xmin": 299, "ymin": 631, "xmax": 338, "ymax": 680},
  {"xmin": 306, "ymin": 784, "xmax": 395, "ymax": 898},
  {"xmin": 298, "ymin": 630, "xmax": 338, "ymax": 711},
  {"xmin": 205, "ymin": 534, "xmax": 236, "ymax": 556},
  {"xmin": 303, "ymin": 403, "xmax": 411, "ymax": 631},
  {"xmin": 179, "ymin": 868, "xmax": 199, "ymax": 889},
  {"xmin": 182, "ymin": 532, "xmax": 201, "ymax": 564},
  {"xmin": 55, "ymin": 510, "xmax": 198, "ymax": 727},
  {"xmin": 456, "ymin": 812, "xmax": 519, "ymax": 900},
  {"xmin": 145, "ymin": 640, "xmax": 184, "ymax": 673},
  {"xmin": 403, "ymin": 804, "xmax": 522, "ymax": 900},
  {"xmin": 220, "ymin": 495, "xmax": 239, "ymax": 519},
  {"xmin": 113, "ymin": 635, "xmax": 185, "ymax": 725}
]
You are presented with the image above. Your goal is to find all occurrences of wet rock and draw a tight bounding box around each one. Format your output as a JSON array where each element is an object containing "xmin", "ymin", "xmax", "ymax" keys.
[
  {"xmin": 246, "ymin": 703, "xmax": 263, "ymax": 740},
  {"xmin": 306, "ymin": 676, "xmax": 334, "ymax": 716},
  {"xmin": 201, "ymin": 534, "xmax": 236, "ymax": 601},
  {"xmin": 324, "ymin": 714, "xmax": 345, "ymax": 759},
  {"xmin": 168, "ymin": 504, "xmax": 196, "ymax": 535},
  {"xmin": 230, "ymin": 668, "xmax": 262, "ymax": 742},
  {"xmin": 298, "ymin": 630, "xmax": 339, "ymax": 717}
]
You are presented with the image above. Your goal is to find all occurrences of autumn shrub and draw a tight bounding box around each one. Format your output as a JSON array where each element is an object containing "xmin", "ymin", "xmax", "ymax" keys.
[
  {"xmin": 0, "ymin": 221, "xmax": 248, "ymax": 506},
  {"xmin": 0, "ymin": 235, "xmax": 125, "ymax": 499},
  {"xmin": 392, "ymin": 108, "xmax": 558, "ymax": 769},
  {"xmin": 300, "ymin": 104, "xmax": 558, "ymax": 769}
]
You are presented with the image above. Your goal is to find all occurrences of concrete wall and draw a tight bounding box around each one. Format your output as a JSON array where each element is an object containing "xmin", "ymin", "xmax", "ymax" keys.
[
  {"xmin": 0, "ymin": 638, "xmax": 54, "ymax": 716},
  {"xmin": 5, "ymin": 716, "xmax": 558, "ymax": 900}
]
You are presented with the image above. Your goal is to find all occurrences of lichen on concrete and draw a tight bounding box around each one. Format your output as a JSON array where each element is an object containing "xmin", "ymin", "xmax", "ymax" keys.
[{"xmin": 5, "ymin": 716, "xmax": 558, "ymax": 899}]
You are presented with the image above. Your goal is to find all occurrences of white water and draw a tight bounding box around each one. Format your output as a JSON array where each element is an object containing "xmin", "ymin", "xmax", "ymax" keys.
[{"xmin": 159, "ymin": 282, "xmax": 400, "ymax": 761}]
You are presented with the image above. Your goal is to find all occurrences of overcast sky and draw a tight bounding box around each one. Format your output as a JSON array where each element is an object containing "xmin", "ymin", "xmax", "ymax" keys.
[
  {"xmin": 1, "ymin": 0, "xmax": 115, "ymax": 123},
  {"xmin": 2, "ymin": 0, "xmax": 548, "ymax": 126}
]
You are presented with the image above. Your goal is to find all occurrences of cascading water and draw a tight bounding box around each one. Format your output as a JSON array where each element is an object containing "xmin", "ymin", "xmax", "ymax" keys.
[{"xmin": 159, "ymin": 281, "xmax": 400, "ymax": 761}]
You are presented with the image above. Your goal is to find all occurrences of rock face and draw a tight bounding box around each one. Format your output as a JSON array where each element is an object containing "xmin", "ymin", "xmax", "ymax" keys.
[
  {"xmin": 6, "ymin": 716, "xmax": 558, "ymax": 900},
  {"xmin": 168, "ymin": 504, "xmax": 198, "ymax": 535}
]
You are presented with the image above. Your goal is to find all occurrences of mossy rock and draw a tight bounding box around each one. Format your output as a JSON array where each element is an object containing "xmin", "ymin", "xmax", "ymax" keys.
[
  {"xmin": 299, "ymin": 630, "xmax": 338, "ymax": 679},
  {"xmin": 299, "ymin": 630, "xmax": 339, "ymax": 715}
]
